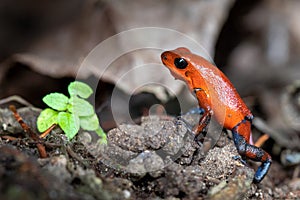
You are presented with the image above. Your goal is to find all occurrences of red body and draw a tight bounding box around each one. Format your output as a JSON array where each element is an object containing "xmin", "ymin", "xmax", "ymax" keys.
[
  {"xmin": 161, "ymin": 47, "xmax": 271, "ymax": 183},
  {"xmin": 161, "ymin": 47, "xmax": 252, "ymax": 141}
]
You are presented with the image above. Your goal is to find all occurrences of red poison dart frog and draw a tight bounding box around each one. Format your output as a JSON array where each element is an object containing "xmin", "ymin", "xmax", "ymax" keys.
[{"xmin": 161, "ymin": 47, "xmax": 271, "ymax": 183}]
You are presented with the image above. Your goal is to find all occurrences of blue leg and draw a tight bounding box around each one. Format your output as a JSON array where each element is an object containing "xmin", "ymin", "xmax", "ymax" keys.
[{"xmin": 232, "ymin": 120, "xmax": 272, "ymax": 183}]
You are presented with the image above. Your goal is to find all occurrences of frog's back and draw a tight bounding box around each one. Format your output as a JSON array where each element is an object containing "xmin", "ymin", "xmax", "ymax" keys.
[{"xmin": 189, "ymin": 55, "xmax": 252, "ymax": 129}]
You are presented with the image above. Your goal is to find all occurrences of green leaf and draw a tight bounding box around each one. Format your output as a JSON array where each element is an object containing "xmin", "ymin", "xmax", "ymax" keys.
[
  {"xmin": 68, "ymin": 97, "xmax": 94, "ymax": 116},
  {"xmin": 37, "ymin": 108, "xmax": 58, "ymax": 132},
  {"xmin": 68, "ymin": 81, "xmax": 93, "ymax": 99},
  {"xmin": 96, "ymin": 127, "xmax": 107, "ymax": 144},
  {"xmin": 57, "ymin": 112, "xmax": 80, "ymax": 140},
  {"xmin": 80, "ymin": 114, "xmax": 99, "ymax": 131},
  {"xmin": 43, "ymin": 93, "xmax": 69, "ymax": 111}
]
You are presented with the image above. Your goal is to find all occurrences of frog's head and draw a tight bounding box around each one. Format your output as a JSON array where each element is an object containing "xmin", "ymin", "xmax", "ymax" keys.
[{"xmin": 161, "ymin": 47, "xmax": 193, "ymax": 81}]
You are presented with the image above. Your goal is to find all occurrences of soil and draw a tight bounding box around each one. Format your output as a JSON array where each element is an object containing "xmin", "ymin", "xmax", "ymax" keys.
[
  {"xmin": 0, "ymin": 1, "xmax": 300, "ymax": 199},
  {"xmin": 0, "ymin": 107, "xmax": 299, "ymax": 200}
]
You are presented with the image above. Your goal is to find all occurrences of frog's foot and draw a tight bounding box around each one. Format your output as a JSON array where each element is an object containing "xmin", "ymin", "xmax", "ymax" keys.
[
  {"xmin": 232, "ymin": 129, "xmax": 272, "ymax": 183},
  {"xmin": 175, "ymin": 116, "xmax": 194, "ymax": 133},
  {"xmin": 175, "ymin": 116, "xmax": 205, "ymax": 146},
  {"xmin": 232, "ymin": 155, "xmax": 247, "ymax": 165}
]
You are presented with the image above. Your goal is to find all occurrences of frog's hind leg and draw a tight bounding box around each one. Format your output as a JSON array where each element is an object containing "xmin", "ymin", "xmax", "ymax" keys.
[{"xmin": 231, "ymin": 118, "xmax": 272, "ymax": 183}]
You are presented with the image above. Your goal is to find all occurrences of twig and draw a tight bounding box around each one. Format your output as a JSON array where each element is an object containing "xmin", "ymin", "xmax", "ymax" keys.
[
  {"xmin": 1, "ymin": 135, "xmax": 19, "ymax": 141},
  {"xmin": 66, "ymin": 145, "xmax": 90, "ymax": 168},
  {"xmin": 253, "ymin": 117, "xmax": 300, "ymax": 149},
  {"xmin": 9, "ymin": 105, "xmax": 47, "ymax": 158},
  {"xmin": 39, "ymin": 124, "xmax": 56, "ymax": 138},
  {"xmin": 254, "ymin": 134, "xmax": 270, "ymax": 147},
  {"xmin": 0, "ymin": 95, "xmax": 33, "ymax": 107}
]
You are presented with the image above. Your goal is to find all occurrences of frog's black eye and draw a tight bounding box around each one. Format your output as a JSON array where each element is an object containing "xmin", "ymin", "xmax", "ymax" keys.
[{"xmin": 174, "ymin": 58, "xmax": 188, "ymax": 69}]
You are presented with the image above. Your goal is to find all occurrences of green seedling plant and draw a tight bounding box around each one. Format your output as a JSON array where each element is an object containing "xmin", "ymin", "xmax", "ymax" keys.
[{"xmin": 37, "ymin": 81, "xmax": 107, "ymax": 144}]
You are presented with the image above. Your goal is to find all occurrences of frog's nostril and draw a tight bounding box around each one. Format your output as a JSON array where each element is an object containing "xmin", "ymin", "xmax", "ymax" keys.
[{"xmin": 161, "ymin": 54, "xmax": 167, "ymax": 61}]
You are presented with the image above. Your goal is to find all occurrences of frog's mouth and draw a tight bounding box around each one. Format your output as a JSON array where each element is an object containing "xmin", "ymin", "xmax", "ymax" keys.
[
  {"xmin": 168, "ymin": 69, "xmax": 182, "ymax": 80},
  {"xmin": 161, "ymin": 52, "xmax": 170, "ymax": 65},
  {"xmin": 161, "ymin": 51, "xmax": 184, "ymax": 80}
]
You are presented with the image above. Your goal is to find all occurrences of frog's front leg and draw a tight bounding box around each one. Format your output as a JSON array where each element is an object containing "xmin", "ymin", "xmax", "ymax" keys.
[
  {"xmin": 176, "ymin": 108, "xmax": 210, "ymax": 140},
  {"xmin": 194, "ymin": 110, "xmax": 212, "ymax": 138},
  {"xmin": 231, "ymin": 118, "xmax": 272, "ymax": 183},
  {"xmin": 193, "ymin": 88, "xmax": 213, "ymax": 138}
]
